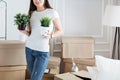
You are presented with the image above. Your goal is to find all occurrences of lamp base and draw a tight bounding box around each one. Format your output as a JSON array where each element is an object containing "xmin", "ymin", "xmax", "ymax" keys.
[{"xmin": 112, "ymin": 27, "xmax": 120, "ymax": 59}]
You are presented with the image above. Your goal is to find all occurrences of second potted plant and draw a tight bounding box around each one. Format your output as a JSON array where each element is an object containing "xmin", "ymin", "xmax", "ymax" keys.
[{"xmin": 14, "ymin": 13, "xmax": 29, "ymax": 30}]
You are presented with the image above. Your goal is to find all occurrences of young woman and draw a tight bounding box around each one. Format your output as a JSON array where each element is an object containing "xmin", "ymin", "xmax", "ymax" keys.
[{"xmin": 20, "ymin": 0, "xmax": 62, "ymax": 80}]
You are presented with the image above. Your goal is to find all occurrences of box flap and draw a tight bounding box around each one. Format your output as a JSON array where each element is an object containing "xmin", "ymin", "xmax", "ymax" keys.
[
  {"xmin": 71, "ymin": 70, "xmax": 91, "ymax": 79},
  {"xmin": 54, "ymin": 73, "xmax": 83, "ymax": 80}
]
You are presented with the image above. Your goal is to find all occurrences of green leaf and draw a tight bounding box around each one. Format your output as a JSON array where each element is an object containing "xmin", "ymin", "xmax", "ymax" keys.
[
  {"xmin": 40, "ymin": 16, "xmax": 52, "ymax": 27},
  {"xmin": 14, "ymin": 13, "xmax": 30, "ymax": 26}
]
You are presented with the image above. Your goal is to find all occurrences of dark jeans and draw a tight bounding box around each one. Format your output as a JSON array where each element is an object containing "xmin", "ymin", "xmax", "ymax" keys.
[{"xmin": 25, "ymin": 47, "xmax": 50, "ymax": 80}]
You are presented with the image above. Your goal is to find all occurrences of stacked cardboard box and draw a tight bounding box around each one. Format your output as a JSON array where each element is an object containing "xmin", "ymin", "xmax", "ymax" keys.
[
  {"xmin": 0, "ymin": 40, "xmax": 26, "ymax": 66},
  {"xmin": 0, "ymin": 66, "xmax": 26, "ymax": 80},
  {"xmin": 47, "ymin": 56, "xmax": 61, "ymax": 69},
  {"xmin": 61, "ymin": 36, "xmax": 95, "ymax": 73},
  {"xmin": 0, "ymin": 40, "xmax": 27, "ymax": 80}
]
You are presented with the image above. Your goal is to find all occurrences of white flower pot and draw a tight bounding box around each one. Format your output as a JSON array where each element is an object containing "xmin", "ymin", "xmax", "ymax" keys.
[{"xmin": 41, "ymin": 26, "xmax": 51, "ymax": 37}]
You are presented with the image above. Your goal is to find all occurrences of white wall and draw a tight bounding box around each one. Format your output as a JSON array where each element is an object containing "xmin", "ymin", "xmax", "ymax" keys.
[{"xmin": 63, "ymin": 0, "xmax": 102, "ymax": 36}]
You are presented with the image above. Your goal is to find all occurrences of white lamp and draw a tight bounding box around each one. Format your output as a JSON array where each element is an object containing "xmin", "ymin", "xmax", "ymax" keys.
[{"xmin": 103, "ymin": 5, "xmax": 120, "ymax": 59}]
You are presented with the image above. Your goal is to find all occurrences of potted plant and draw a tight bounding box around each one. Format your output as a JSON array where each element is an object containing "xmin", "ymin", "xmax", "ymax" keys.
[
  {"xmin": 40, "ymin": 16, "xmax": 52, "ymax": 36},
  {"xmin": 40, "ymin": 16, "xmax": 52, "ymax": 27},
  {"xmin": 14, "ymin": 13, "xmax": 29, "ymax": 30}
]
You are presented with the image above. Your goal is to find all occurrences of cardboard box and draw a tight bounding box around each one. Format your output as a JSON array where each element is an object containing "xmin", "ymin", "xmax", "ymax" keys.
[
  {"xmin": 54, "ymin": 70, "xmax": 91, "ymax": 80},
  {"xmin": 42, "ymin": 74, "xmax": 54, "ymax": 80},
  {"xmin": 0, "ymin": 66, "xmax": 26, "ymax": 80},
  {"xmin": 63, "ymin": 58, "xmax": 95, "ymax": 73},
  {"xmin": 49, "ymin": 68, "xmax": 59, "ymax": 74},
  {"xmin": 0, "ymin": 40, "xmax": 26, "ymax": 66},
  {"xmin": 54, "ymin": 73, "xmax": 82, "ymax": 80},
  {"xmin": 71, "ymin": 70, "xmax": 91, "ymax": 80},
  {"xmin": 47, "ymin": 56, "xmax": 61, "ymax": 69},
  {"xmin": 62, "ymin": 36, "xmax": 94, "ymax": 58}
]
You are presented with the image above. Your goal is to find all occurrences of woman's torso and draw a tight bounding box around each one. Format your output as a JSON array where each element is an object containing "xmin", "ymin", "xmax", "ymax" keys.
[{"xmin": 26, "ymin": 8, "xmax": 56, "ymax": 52}]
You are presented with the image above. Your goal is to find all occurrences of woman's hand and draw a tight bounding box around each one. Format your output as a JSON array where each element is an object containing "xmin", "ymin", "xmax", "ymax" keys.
[
  {"xmin": 19, "ymin": 30, "xmax": 27, "ymax": 34},
  {"xmin": 42, "ymin": 30, "xmax": 52, "ymax": 39},
  {"xmin": 19, "ymin": 30, "xmax": 30, "ymax": 36}
]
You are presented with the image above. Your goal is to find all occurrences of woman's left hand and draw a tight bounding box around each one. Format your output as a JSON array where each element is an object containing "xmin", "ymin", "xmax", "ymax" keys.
[{"xmin": 42, "ymin": 30, "xmax": 51, "ymax": 39}]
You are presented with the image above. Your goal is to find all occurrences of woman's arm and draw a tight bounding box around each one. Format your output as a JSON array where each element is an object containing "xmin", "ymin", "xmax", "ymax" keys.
[
  {"xmin": 43, "ymin": 18, "xmax": 63, "ymax": 39},
  {"xmin": 52, "ymin": 18, "xmax": 63, "ymax": 38}
]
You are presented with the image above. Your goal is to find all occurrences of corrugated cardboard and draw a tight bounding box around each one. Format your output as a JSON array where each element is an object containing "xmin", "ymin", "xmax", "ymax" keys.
[
  {"xmin": 63, "ymin": 58, "xmax": 95, "ymax": 72},
  {"xmin": 0, "ymin": 40, "xmax": 27, "ymax": 66},
  {"xmin": 42, "ymin": 74, "xmax": 54, "ymax": 80},
  {"xmin": 71, "ymin": 70, "xmax": 91, "ymax": 79},
  {"xmin": 54, "ymin": 73, "xmax": 83, "ymax": 80},
  {"xmin": 49, "ymin": 68, "xmax": 59, "ymax": 74},
  {"xmin": 62, "ymin": 36, "xmax": 94, "ymax": 58},
  {"xmin": 63, "ymin": 58, "xmax": 95, "ymax": 65},
  {"xmin": 47, "ymin": 56, "xmax": 61, "ymax": 69},
  {"xmin": 0, "ymin": 66, "xmax": 26, "ymax": 80},
  {"xmin": 54, "ymin": 70, "xmax": 91, "ymax": 80}
]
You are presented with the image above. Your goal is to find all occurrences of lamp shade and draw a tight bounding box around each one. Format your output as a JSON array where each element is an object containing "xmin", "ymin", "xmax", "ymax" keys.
[{"xmin": 103, "ymin": 5, "xmax": 120, "ymax": 27}]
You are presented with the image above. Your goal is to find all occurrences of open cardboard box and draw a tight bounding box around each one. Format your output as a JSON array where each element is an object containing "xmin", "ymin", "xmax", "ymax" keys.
[
  {"xmin": 54, "ymin": 70, "xmax": 91, "ymax": 80},
  {"xmin": 62, "ymin": 58, "xmax": 95, "ymax": 73}
]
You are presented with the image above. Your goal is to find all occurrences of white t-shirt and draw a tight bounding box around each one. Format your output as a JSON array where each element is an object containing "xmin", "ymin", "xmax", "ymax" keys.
[{"xmin": 26, "ymin": 8, "xmax": 59, "ymax": 52}]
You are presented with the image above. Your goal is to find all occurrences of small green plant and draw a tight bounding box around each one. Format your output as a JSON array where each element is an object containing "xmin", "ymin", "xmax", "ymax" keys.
[
  {"xmin": 14, "ymin": 13, "xmax": 29, "ymax": 26},
  {"xmin": 40, "ymin": 16, "xmax": 52, "ymax": 27}
]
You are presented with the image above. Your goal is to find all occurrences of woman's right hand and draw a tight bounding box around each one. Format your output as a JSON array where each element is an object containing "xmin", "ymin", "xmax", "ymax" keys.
[{"xmin": 19, "ymin": 30, "xmax": 30, "ymax": 36}]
